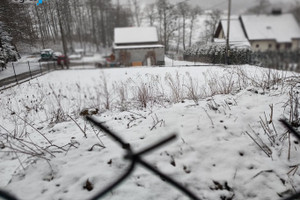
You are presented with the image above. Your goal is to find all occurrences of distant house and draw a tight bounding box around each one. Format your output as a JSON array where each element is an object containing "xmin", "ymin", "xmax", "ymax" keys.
[
  {"xmin": 214, "ymin": 18, "xmax": 251, "ymax": 49},
  {"xmin": 214, "ymin": 13, "xmax": 300, "ymax": 52},
  {"xmin": 113, "ymin": 27, "xmax": 165, "ymax": 66}
]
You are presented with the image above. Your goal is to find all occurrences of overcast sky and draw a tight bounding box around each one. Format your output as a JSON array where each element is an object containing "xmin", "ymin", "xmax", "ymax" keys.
[{"xmin": 117, "ymin": 0, "xmax": 300, "ymax": 14}]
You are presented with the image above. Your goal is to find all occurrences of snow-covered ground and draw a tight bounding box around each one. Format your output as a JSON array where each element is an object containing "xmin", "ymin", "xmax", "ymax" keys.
[
  {"xmin": 164, "ymin": 56, "xmax": 217, "ymax": 66},
  {"xmin": 69, "ymin": 53, "xmax": 106, "ymax": 64},
  {"xmin": 1, "ymin": 62, "xmax": 300, "ymax": 200}
]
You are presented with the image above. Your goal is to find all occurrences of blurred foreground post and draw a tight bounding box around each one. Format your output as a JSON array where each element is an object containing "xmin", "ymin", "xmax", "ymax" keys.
[
  {"xmin": 27, "ymin": 61, "xmax": 32, "ymax": 79},
  {"xmin": 12, "ymin": 63, "xmax": 18, "ymax": 84}
]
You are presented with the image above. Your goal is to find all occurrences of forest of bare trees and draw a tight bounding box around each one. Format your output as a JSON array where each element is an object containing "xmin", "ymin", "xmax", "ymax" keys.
[
  {"xmin": 2, "ymin": 0, "xmax": 299, "ymax": 61},
  {"xmin": 0, "ymin": 0, "xmax": 132, "ymax": 56},
  {"xmin": 0, "ymin": 0, "xmax": 207, "ymax": 57}
]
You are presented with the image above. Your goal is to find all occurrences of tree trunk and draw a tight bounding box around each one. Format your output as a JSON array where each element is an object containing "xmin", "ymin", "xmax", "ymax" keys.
[
  {"xmin": 182, "ymin": 15, "xmax": 186, "ymax": 51},
  {"xmin": 56, "ymin": 0, "xmax": 68, "ymax": 62},
  {"xmin": 189, "ymin": 17, "xmax": 195, "ymax": 47},
  {"xmin": 35, "ymin": 6, "xmax": 45, "ymax": 49}
]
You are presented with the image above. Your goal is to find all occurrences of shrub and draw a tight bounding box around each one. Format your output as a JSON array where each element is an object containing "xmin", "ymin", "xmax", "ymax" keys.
[{"xmin": 183, "ymin": 43, "xmax": 252, "ymax": 65}]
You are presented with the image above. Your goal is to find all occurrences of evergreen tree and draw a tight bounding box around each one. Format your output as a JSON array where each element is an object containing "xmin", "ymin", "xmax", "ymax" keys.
[
  {"xmin": 0, "ymin": 22, "xmax": 18, "ymax": 68},
  {"xmin": 0, "ymin": 0, "xmax": 37, "ymax": 45}
]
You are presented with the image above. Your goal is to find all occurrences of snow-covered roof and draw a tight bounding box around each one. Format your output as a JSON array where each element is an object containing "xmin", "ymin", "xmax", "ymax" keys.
[
  {"xmin": 114, "ymin": 27, "xmax": 159, "ymax": 44},
  {"xmin": 41, "ymin": 49, "xmax": 53, "ymax": 52},
  {"xmin": 240, "ymin": 13, "xmax": 300, "ymax": 43},
  {"xmin": 219, "ymin": 18, "xmax": 251, "ymax": 47},
  {"xmin": 113, "ymin": 44, "xmax": 164, "ymax": 50}
]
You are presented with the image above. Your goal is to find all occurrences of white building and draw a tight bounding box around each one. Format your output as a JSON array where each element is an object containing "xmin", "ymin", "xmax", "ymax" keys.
[
  {"xmin": 113, "ymin": 27, "xmax": 165, "ymax": 66},
  {"xmin": 214, "ymin": 13, "xmax": 300, "ymax": 52}
]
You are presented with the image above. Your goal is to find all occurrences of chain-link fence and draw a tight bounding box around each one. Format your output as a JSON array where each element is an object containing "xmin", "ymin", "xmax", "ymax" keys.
[
  {"xmin": 0, "ymin": 61, "xmax": 57, "ymax": 90},
  {"xmin": 0, "ymin": 118, "xmax": 299, "ymax": 200}
]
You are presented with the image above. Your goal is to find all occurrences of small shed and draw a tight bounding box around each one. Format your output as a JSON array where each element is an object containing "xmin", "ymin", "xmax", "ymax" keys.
[{"xmin": 113, "ymin": 27, "xmax": 165, "ymax": 66}]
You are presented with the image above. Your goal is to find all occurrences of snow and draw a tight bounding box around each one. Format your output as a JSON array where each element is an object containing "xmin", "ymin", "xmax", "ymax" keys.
[
  {"xmin": 114, "ymin": 27, "xmax": 159, "ymax": 44},
  {"xmin": 164, "ymin": 56, "xmax": 213, "ymax": 66},
  {"xmin": 1, "ymin": 61, "xmax": 300, "ymax": 200},
  {"xmin": 241, "ymin": 13, "xmax": 300, "ymax": 43}
]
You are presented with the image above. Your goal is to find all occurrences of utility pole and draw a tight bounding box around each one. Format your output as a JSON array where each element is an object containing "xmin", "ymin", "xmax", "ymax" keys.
[{"xmin": 226, "ymin": 0, "xmax": 231, "ymax": 65}]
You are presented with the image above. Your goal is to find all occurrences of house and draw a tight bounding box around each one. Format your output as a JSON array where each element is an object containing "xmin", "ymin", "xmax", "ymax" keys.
[
  {"xmin": 214, "ymin": 13, "xmax": 300, "ymax": 52},
  {"xmin": 214, "ymin": 18, "xmax": 251, "ymax": 49},
  {"xmin": 113, "ymin": 27, "xmax": 165, "ymax": 66}
]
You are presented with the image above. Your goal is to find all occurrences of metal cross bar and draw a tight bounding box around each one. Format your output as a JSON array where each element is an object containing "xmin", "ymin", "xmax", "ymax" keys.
[
  {"xmin": 86, "ymin": 116, "xmax": 200, "ymax": 200},
  {"xmin": 1, "ymin": 119, "xmax": 300, "ymax": 200},
  {"xmin": 0, "ymin": 190, "xmax": 18, "ymax": 200}
]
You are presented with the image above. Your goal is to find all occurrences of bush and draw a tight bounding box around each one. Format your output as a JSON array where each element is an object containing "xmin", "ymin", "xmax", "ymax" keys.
[
  {"xmin": 183, "ymin": 43, "xmax": 252, "ymax": 65},
  {"xmin": 184, "ymin": 43, "xmax": 300, "ymax": 71}
]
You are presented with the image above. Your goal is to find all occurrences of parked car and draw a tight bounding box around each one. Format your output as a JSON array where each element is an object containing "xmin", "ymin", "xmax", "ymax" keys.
[
  {"xmin": 39, "ymin": 49, "xmax": 54, "ymax": 61},
  {"xmin": 52, "ymin": 52, "xmax": 63, "ymax": 60},
  {"xmin": 57, "ymin": 55, "xmax": 70, "ymax": 68}
]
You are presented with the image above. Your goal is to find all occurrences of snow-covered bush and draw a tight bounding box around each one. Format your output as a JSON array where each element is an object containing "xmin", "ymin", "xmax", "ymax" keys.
[
  {"xmin": 252, "ymin": 50, "xmax": 300, "ymax": 71},
  {"xmin": 184, "ymin": 42, "xmax": 300, "ymax": 71},
  {"xmin": 183, "ymin": 43, "xmax": 252, "ymax": 65}
]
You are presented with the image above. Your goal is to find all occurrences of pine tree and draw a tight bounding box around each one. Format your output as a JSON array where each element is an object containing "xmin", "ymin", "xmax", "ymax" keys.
[
  {"xmin": 0, "ymin": 0, "xmax": 37, "ymax": 45},
  {"xmin": 0, "ymin": 22, "xmax": 18, "ymax": 68}
]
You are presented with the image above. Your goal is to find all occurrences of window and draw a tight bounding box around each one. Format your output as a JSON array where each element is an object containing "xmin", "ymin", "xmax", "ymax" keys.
[
  {"xmin": 268, "ymin": 44, "xmax": 272, "ymax": 49},
  {"xmin": 276, "ymin": 44, "xmax": 280, "ymax": 50},
  {"xmin": 256, "ymin": 44, "xmax": 259, "ymax": 48},
  {"xmin": 285, "ymin": 43, "xmax": 292, "ymax": 49}
]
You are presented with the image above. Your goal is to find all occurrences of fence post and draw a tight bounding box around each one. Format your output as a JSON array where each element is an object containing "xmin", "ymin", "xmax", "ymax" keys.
[
  {"xmin": 39, "ymin": 61, "xmax": 43, "ymax": 75},
  {"xmin": 12, "ymin": 62, "xmax": 18, "ymax": 84},
  {"xmin": 53, "ymin": 61, "xmax": 56, "ymax": 70},
  {"xmin": 47, "ymin": 61, "xmax": 50, "ymax": 72},
  {"xmin": 27, "ymin": 61, "xmax": 32, "ymax": 79}
]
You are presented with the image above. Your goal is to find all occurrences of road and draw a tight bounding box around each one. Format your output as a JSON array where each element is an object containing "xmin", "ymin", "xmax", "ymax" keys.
[
  {"xmin": 0, "ymin": 62, "xmax": 56, "ymax": 89},
  {"xmin": 0, "ymin": 61, "xmax": 98, "ymax": 90}
]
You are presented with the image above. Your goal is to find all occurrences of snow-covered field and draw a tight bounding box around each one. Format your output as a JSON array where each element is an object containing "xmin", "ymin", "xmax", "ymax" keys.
[{"xmin": 1, "ymin": 63, "xmax": 300, "ymax": 200}]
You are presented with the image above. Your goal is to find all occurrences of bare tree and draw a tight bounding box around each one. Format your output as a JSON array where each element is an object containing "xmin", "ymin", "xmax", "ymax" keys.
[
  {"xmin": 144, "ymin": 3, "xmax": 156, "ymax": 26},
  {"xmin": 246, "ymin": 0, "xmax": 271, "ymax": 14},
  {"xmin": 188, "ymin": 6, "xmax": 202, "ymax": 47},
  {"xmin": 34, "ymin": 6, "xmax": 46, "ymax": 49},
  {"xmin": 204, "ymin": 9, "xmax": 222, "ymax": 43},
  {"xmin": 127, "ymin": 0, "xmax": 142, "ymax": 27},
  {"xmin": 177, "ymin": 1, "xmax": 190, "ymax": 51},
  {"xmin": 156, "ymin": 0, "xmax": 179, "ymax": 52},
  {"xmin": 55, "ymin": 0, "xmax": 68, "ymax": 59},
  {"xmin": 132, "ymin": 0, "xmax": 142, "ymax": 27}
]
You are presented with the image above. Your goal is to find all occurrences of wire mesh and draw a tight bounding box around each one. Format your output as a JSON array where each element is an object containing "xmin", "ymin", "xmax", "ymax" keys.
[{"xmin": 0, "ymin": 118, "xmax": 300, "ymax": 200}]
